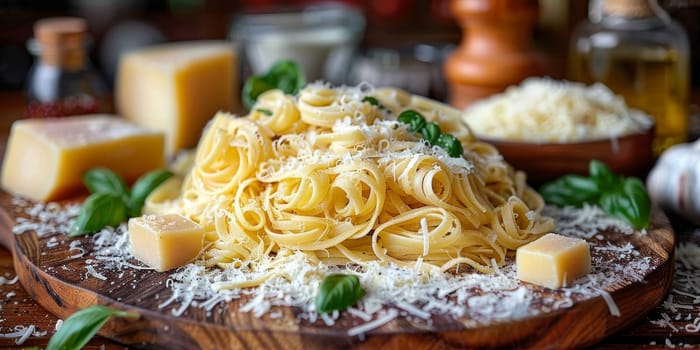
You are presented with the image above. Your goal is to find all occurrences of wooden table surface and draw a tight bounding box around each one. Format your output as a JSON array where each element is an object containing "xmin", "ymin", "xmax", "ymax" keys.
[{"xmin": 0, "ymin": 91, "xmax": 699, "ymax": 349}]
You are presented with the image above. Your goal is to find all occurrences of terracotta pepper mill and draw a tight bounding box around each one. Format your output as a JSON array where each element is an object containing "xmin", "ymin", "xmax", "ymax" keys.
[{"xmin": 444, "ymin": 0, "xmax": 546, "ymax": 109}]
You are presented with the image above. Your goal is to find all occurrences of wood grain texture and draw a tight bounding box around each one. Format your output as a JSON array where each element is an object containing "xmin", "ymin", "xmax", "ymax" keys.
[{"xmin": 0, "ymin": 192, "xmax": 675, "ymax": 350}]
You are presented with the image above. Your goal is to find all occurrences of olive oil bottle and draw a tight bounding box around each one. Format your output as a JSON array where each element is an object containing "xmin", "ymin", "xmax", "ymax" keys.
[{"xmin": 569, "ymin": 0, "xmax": 690, "ymax": 155}]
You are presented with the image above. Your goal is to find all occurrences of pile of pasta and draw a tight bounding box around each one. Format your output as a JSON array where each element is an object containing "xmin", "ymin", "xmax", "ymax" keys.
[{"xmin": 147, "ymin": 83, "xmax": 554, "ymax": 284}]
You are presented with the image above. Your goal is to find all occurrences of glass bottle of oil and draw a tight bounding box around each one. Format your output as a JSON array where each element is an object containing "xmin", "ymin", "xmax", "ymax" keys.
[{"xmin": 569, "ymin": 0, "xmax": 690, "ymax": 155}]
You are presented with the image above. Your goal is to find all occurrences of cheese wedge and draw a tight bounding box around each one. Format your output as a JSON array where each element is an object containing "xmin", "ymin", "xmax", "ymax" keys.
[
  {"xmin": 116, "ymin": 41, "xmax": 239, "ymax": 154},
  {"xmin": 128, "ymin": 214, "xmax": 204, "ymax": 272},
  {"xmin": 516, "ymin": 233, "xmax": 591, "ymax": 289},
  {"xmin": 1, "ymin": 115, "xmax": 165, "ymax": 202}
]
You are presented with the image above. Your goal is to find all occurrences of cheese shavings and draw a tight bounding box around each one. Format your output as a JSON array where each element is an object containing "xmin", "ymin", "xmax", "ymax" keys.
[
  {"xmin": 10, "ymin": 198, "xmax": 663, "ymax": 337},
  {"xmin": 347, "ymin": 309, "xmax": 399, "ymax": 337},
  {"xmin": 0, "ymin": 325, "xmax": 46, "ymax": 345},
  {"xmin": 646, "ymin": 240, "xmax": 700, "ymax": 340},
  {"xmin": 0, "ymin": 275, "xmax": 18, "ymax": 286},
  {"xmin": 543, "ymin": 204, "xmax": 636, "ymax": 239},
  {"xmin": 85, "ymin": 265, "xmax": 108, "ymax": 281},
  {"xmin": 595, "ymin": 289, "xmax": 621, "ymax": 317}
]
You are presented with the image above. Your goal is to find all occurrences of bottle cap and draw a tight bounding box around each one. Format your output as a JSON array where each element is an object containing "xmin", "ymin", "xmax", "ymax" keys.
[
  {"xmin": 32, "ymin": 17, "xmax": 88, "ymax": 68},
  {"xmin": 603, "ymin": 0, "xmax": 654, "ymax": 18},
  {"xmin": 34, "ymin": 17, "xmax": 87, "ymax": 49}
]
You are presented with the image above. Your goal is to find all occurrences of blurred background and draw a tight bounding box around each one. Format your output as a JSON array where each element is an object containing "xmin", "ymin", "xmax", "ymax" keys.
[{"xmin": 0, "ymin": 1, "xmax": 694, "ymax": 96}]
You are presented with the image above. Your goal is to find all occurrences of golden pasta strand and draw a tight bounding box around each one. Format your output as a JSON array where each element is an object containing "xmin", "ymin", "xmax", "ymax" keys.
[{"xmin": 151, "ymin": 84, "xmax": 555, "ymax": 288}]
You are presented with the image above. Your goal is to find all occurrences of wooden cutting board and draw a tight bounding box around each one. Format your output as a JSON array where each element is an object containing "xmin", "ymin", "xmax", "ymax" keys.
[{"xmin": 0, "ymin": 192, "xmax": 675, "ymax": 350}]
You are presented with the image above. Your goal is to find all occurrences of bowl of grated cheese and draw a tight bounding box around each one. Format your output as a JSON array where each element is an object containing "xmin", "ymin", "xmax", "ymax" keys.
[{"xmin": 461, "ymin": 78, "xmax": 655, "ymax": 185}]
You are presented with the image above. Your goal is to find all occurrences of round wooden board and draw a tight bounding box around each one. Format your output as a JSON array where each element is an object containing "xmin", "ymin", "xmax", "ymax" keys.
[{"xmin": 0, "ymin": 192, "xmax": 675, "ymax": 350}]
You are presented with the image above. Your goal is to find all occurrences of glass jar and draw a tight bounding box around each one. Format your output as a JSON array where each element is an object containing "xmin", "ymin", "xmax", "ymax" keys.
[
  {"xmin": 25, "ymin": 17, "xmax": 108, "ymax": 118},
  {"xmin": 230, "ymin": 3, "xmax": 365, "ymax": 85},
  {"xmin": 569, "ymin": 0, "xmax": 690, "ymax": 156}
]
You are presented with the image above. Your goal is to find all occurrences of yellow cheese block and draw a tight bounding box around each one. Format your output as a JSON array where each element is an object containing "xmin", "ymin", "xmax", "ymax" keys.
[
  {"xmin": 116, "ymin": 41, "xmax": 239, "ymax": 155},
  {"xmin": 128, "ymin": 214, "xmax": 204, "ymax": 272},
  {"xmin": 516, "ymin": 233, "xmax": 591, "ymax": 289},
  {"xmin": 1, "ymin": 115, "xmax": 165, "ymax": 202}
]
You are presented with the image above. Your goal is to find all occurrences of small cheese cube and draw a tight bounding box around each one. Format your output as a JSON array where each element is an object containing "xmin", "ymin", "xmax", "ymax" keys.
[
  {"xmin": 516, "ymin": 233, "xmax": 591, "ymax": 289},
  {"xmin": 1, "ymin": 115, "xmax": 165, "ymax": 202},
  {"xmin": 116, "ymin": 41, "xmax": 239, "ymax": 154},
  {"xmin": 128, "ymin": 214, "xmax": 204, "ymax": 272}
]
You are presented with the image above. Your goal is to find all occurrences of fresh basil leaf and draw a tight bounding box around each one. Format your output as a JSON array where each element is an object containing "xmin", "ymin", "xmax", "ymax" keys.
[
  {"xmin": 316, "ymin": 274, "xmax": 365, "ymax": 314},
  {"xmin": 361, "ymin": 96, "xmax": 389, "ymax": 111},
  {"xmin": 361, "ymin": 96, "xmax": 380, "ymax": 106},
  {"xmin": 266, "ymin": 60, "xmax": 306, "ymax": 95},
  {"xmin": 598, "ymin": 191, "xmax": 627, "ymax": 224},
  {"xmin": 70, "ymin": 193, "xmax": 127, "ymax": 236},
  {"xmin": 397, "ymin": 110, "xmax": 426, "ymax": 132},
  {"xmin": 540, "ymin": 175, "xmax": 600, "ymax": 207},
  {"xmin": 421, "ymin": 122, "xmax": 441, "ymax": 145},
  {"xmin": 47, "ymin": 305, "xmax": 138, "ymax": 350},
  {"xmin": 242, "ymin": 60, "xmax": 306, "ymax": 110},
  {"xmin": 83, "ymin": 168, "xmax": 129, "ymax": 199},
  {"xmin": 589, "ymin": 160, "xmax": 622, "ymax": 190},
  {"xmin": 600, "ymin": 178, "xmax": 650, "ymax": 229},
  {"xmin": 128, "ymin": 169, "xmax": 174, "ymax": 217},
  {"xmin": 256, "ymin": 108, "xmax": 273, "ymax": 116},
  {"xmin": 622, "ymin": 177, "xmax": 651, "ymax": 229},
  {"xmin": 542, "ymin": 160, "xmax": 651, "ymax": 229},
  {"xmin": 597, "ymin": 179, "xmax": 651, "ymax": 230},
  {"xmin": 242, "ymin": 76, "xmax": 275, "ymax": 110},
  {"xmin": 436, "ymin": 133, "xmax": 463, "ymax": 157}
]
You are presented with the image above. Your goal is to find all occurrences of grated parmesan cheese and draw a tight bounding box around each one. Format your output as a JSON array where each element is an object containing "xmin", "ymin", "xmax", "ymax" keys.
[
  {"xmin": 462, "ymin": 78, "xmax": 653, "ymax": 143},
  {"xmin": 9, "ymin": 198, "xmax": 666, "ymax": 338},
  {"xmin": 85, "ymin": 265, "xmax": 108, "ymax": 281},
  {"xmin": 0, "ymin": 275, "xmax": 18, "ymax": 286},
  {"xmin": 646, "ymin": 239, "xmax": 700, "ymax": 343},
  {"xmin": 0, "ymin": 325, "xmax": 42, "ymax": 345},
  {"xmin": 596, "ymin": 289, "xmax": 621, "ymax": 317},
  {"xmin": 347, "ymin": 309, "xmax": 399, "ymax": 337}
]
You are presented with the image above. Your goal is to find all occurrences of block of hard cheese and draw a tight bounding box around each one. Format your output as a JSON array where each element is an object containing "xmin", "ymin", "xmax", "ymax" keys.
[
  {"xmin": 128, "ymin": 214, "xmax": 204, "ymax": 272},
  {"xmin": 1, "ymin": 115, "xmax": 165, "ymax": 202},
  {"xmin": 516, "ymin": 233, "xmax": 591, "ymax": 289},
  {"xmin": 116, "ymin": 41, "xmax": 238, "ymax": 155}
]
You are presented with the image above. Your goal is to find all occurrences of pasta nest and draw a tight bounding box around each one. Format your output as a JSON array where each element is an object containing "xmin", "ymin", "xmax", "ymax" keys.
[{"xmin": 146, "ymin": 83, "xmax": 555, "ymax": 281}]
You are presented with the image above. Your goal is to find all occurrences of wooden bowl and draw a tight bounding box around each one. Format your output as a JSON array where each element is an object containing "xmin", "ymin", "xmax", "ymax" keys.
[{"xmin": 482, "ymin": 128, "xmax": 655, "ymax": 186}]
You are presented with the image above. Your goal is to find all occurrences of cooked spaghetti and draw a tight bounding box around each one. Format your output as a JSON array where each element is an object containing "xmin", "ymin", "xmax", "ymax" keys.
[{"xmin": 146, "ymin": 83, "xmax": 554, "ymax": 287}]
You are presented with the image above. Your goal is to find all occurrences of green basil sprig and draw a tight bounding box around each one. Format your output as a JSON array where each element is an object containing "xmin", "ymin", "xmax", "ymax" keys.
[
  {"xmin": 71, "ymin": 193, "xmax": 128, "ymax": 236},
  {"xmin": 540, "ymin": 160, "xmax": 651, "ymax": 229},
  {"xmin": 398, "ymin": 110, "xmax": 426, "ymax": 133},
  {"xmin": 256, "ymin": 108, "xmax": 273, "ymax": 116},
  {"xmin": 70, "ymin": 168, "xmax": 173, "ymax": 236},
  {"xmin": 361, "ymin": 96, "xmax": 391, "ymax": 113},
  {"xmin": 242, "ymin": 60, "xmax": 306, "ymax": 110},
  {"xmin": 397, "ymin": 109, "xmax": 464, "ymax": 158},
  {"xmin": 128, "ymin": 169, "xmax": 174, "ymax": 218},
  {"xmin": 47, "ymin": 305, "xmax": 138, "ymax": 350},
  {"xmin": 81, "ymin": 168, "xmax": 129, "ymax": 201},
  {"xmin": 316, "ymin": 274, "xmax": 365, "ymax": 314}
]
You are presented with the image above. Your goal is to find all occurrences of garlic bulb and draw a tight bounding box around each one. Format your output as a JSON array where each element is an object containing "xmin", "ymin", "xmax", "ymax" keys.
[{"xmin": 646, "ymin": 139, "xmax": 700, "ymax": 224}]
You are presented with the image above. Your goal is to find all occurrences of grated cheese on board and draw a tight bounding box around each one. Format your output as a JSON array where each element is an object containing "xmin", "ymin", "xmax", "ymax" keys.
[
  {"xmin": 9, "ymin": 199, "xmax": 665, "ymax": 338},
  {"xmin": 646, "ymin": 239, "xmax": 700, "ymax": 345}
]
